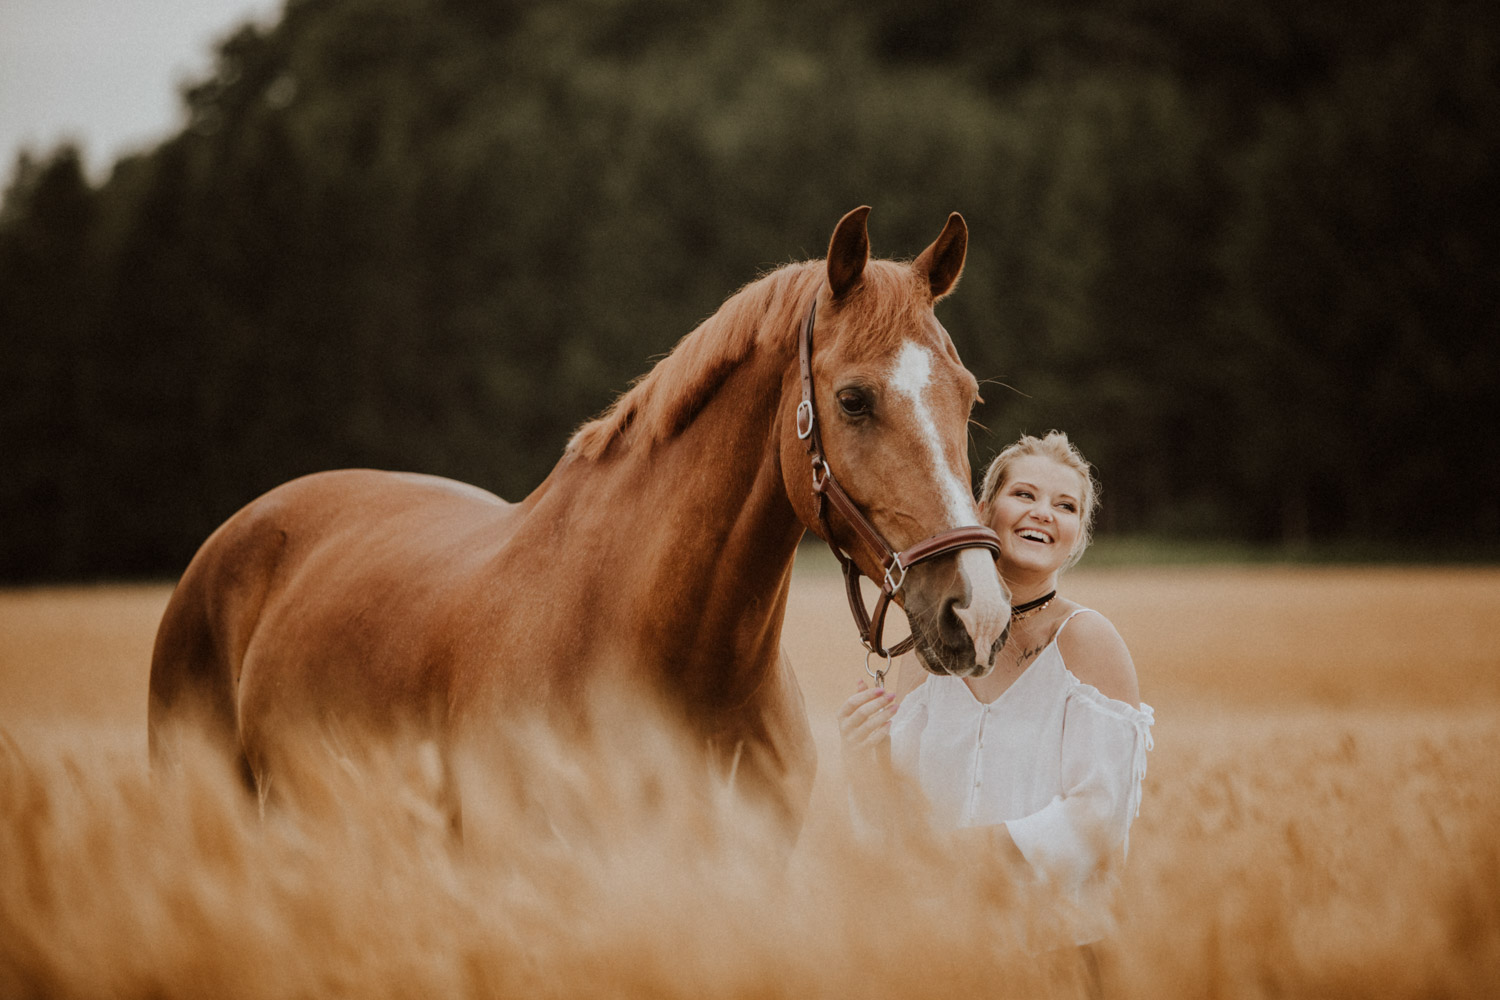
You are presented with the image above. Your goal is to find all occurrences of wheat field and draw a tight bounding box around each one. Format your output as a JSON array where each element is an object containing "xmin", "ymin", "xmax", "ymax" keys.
[{"xmin": 2, "ymin": 562, "xmax": 1498, "ymax": 998}]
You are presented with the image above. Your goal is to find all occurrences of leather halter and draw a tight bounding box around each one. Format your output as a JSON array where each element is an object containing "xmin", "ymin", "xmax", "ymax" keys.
[{"xmin": 795, "ymin": 290, "xmax": 1003, "ymax": 667}]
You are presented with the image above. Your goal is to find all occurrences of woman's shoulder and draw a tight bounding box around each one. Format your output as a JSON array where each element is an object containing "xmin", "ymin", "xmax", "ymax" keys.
[{"xmin": 1055, "ymin": 607, "xmax": 1141, "ymax": 708}]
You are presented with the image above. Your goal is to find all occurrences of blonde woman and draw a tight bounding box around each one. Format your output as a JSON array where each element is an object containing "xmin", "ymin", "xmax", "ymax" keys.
[{"xmin": 838, "ymin": 430, "xmax": 1154, "ymax": 945}]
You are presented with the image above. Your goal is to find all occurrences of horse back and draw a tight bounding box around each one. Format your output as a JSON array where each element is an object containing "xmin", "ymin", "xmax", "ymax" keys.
[{"xmin": 148, "ymin": 469, "xmax": 522, "ymax": 765}]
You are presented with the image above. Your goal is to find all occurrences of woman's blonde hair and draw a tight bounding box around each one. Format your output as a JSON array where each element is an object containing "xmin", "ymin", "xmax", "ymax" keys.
[{"xmin": 978, "ymin": 430, "xmax": 1101, "ymax": 569}]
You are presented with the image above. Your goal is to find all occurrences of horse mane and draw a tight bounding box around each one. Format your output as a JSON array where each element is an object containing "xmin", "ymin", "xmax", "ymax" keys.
[{"xmin": 566, "ymin": 258, "xmax": 932, "ymax": 462}]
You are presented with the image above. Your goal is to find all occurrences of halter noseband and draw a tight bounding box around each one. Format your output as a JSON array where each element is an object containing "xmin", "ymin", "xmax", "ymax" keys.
[{"xmin": 796, "ymin": 291, "xmax": 1002, "ymax": 673}]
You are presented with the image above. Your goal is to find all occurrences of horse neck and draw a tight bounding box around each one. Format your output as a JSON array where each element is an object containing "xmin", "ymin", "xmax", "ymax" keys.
[{"xmin": 559, "ymin": 337, "xmax": 803, "ymax": 708}]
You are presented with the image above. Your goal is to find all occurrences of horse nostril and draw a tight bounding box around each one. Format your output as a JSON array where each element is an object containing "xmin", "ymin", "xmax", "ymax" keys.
[{"xmin": 939, "ymin": 597, "xmax": 969, "ymax": 647}]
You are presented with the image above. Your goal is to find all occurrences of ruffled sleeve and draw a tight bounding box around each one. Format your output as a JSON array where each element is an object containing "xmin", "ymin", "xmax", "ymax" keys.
[{"xmin": 1004, "ymin": 685, "xmax": 1155, "ymax": 888}]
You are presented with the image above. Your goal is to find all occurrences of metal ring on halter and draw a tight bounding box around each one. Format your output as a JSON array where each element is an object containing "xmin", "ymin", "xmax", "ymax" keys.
[
  {"xmin": 864, "ymin": 648, "xmax": 893, "ymax": 688},
  {"xmin": 811, "ymin": 457, "xmax": 829, "ymax": 489},
  {"xmin": 796, "ymin": 400, "xmax": 815, "ymax": 440},
  {"xmin": 883, "ymin": 556, "xmax": 908, "ymax": 596}
]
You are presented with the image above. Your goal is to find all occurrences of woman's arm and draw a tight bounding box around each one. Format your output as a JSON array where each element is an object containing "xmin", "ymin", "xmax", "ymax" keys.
[
  {"xmin": 997, "ymin": 610, "xmax": 1151, "ymax": 883},
  {"xmin": 837, "ymin": 654, "xmax": 932, "ymax": 833},
  {"xmin": 837, "ymin": 679, "xmax": 899, "ymax": 833}
]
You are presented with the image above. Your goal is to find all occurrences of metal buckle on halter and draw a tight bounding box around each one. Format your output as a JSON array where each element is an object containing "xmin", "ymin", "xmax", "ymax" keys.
[
  {"xmin": 795, "ymin": 399, "xmax": 815, "ymax": 440},
  {"xmin": 864, "ymin": 647, "xmax": 893, "ymax": 688},
  {"xmin": 882, "ymin": 556, "xmax": 908, "ymax": 597}
]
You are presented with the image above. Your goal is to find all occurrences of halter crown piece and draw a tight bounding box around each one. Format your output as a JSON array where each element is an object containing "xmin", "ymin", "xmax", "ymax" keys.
[{"xmin": 796, "ymin": 290, "xmax": 1003, "ymax": 666}]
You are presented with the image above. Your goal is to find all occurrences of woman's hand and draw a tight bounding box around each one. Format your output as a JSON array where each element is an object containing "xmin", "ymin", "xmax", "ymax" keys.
[
  {"xmin": 839, "ymin": 680, "xmax": 901, "ymax": 830},
  {"xmin": 838, "ymin": 679, "xmax": 896, "ymax": 756}
]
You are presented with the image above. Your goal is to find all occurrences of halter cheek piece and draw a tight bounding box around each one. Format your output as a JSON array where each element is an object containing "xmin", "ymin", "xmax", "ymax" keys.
[{"xmin": 796, "ymin": 291, "xmax": 1002, "ymax": 684}]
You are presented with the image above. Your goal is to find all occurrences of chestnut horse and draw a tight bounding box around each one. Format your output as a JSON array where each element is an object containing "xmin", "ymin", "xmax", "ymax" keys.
[{"xmin": 148, "ymin": 207, "xmax": 1011, "ymax": 832}]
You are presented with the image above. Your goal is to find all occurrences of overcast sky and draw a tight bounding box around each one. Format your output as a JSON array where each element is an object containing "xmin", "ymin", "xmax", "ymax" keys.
[{"xmin": 0, "ymin": 0, "xmax": 282, "ymax": 180}]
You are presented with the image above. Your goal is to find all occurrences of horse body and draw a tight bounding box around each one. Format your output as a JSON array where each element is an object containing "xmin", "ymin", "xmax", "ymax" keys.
[{"xmin": 149, "ymin": 208, "xmax": 1008, "ymax": 832}]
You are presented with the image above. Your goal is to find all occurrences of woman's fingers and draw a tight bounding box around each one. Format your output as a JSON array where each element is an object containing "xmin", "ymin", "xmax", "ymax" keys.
[
  {"xmin": 839, "ymin": 684, "xmax": 896, "ymax": 746},
  {"xmin": 837, "ymin": 681, "xmax": 881, "ymax": 719},
  {"xmin": 839, "ymin": 678, "xmax": 870, "ymax": 705},
  {"xmin": 850, "ymin": 701, "xmax": 895, "ymax": 745},
  {"xmin": 838, "ymin": 686, "xmax": 888, "ymax": 726}
]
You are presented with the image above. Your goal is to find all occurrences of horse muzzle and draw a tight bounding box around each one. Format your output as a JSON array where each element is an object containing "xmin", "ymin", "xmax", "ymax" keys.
[{"xmin": 903, "ymin": 548, "xmax": 1011, "ymax": 677}]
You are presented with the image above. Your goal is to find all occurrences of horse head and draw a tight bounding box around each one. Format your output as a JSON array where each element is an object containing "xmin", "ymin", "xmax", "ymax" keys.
[{"xmin": 780, "ymin": 207, "xmax": 1011, "ymax": 678}]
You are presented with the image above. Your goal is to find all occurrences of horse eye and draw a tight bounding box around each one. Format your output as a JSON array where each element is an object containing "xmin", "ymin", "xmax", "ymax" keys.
[{"xmin": 837, "ymin": 390, "xmax": 870, "ymax": 416}]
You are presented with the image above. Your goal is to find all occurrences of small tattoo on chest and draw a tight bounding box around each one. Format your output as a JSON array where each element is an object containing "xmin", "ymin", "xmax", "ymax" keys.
[
  {"xmin": 1012, "ymin": 642, "xmax": 1047, "ymax": 669},
  {"xmin": 1000, "ymin": 621, "xmax": 1060, "ymax": 676}
]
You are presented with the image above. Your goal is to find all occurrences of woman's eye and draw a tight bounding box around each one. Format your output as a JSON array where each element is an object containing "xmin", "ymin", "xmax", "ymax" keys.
[{"xmin": 837, "ymin": 390, "xmax": 870, "ymax": 416}]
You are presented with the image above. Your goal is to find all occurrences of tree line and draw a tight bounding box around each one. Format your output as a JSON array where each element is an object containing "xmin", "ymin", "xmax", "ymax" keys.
[{"xmin": 2, "ymin": 0, "xmax": 1497, "ymax": 581}]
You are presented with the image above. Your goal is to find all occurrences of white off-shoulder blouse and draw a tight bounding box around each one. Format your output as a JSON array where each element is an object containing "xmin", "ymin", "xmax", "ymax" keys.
[{"xmin": 889, "ymin": 608, "xmax": 1154, "ymax": 938}]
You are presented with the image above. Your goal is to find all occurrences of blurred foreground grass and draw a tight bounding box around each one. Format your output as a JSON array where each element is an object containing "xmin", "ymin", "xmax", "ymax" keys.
[{"xmin": 2, "ymin": 568, "xmax": 1498, "ymax": 997}]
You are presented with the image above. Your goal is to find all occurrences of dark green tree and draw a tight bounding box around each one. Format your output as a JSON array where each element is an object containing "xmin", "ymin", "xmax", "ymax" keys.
[
  {"xmin": 2, "ymin": 0, "xmax": 1497, "ymax": 579},
  {"xmin": 0, "ymin": 147, "xmax": 100, "ymax": 577}
]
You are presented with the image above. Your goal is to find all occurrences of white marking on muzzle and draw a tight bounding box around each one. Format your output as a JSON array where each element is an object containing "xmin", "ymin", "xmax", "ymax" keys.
[{"xmin": 888, "ymin": 343, "xmax": 1009, "ymax": 668}]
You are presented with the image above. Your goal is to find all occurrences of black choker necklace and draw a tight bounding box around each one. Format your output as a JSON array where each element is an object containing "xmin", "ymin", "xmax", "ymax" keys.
[{"xmin": 1011, "ymin": 590, "xmax": 1057, "ymax": 618}]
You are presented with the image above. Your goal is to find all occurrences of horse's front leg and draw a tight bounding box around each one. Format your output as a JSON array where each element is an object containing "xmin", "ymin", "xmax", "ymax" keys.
[{"xmin": 723, "ymin": 648, "xmax": 817, "ymax": 845}]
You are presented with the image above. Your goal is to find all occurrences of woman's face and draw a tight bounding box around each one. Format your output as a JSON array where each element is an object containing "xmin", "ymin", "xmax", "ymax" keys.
[{"xmin": 985, "ymin": 454, "xmax": 1085, "ymax": 578}]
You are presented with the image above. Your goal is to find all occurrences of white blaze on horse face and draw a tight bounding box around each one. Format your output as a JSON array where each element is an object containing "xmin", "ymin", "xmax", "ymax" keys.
[{"xmin": 887, "ymin": 342, "xmax": 1010, "ymax": 668}]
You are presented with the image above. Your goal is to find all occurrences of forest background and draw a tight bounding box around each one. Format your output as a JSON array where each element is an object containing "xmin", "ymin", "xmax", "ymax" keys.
[{"xmin": 3, "ymin": 0, "xmax": 1497, "ymax": 582}]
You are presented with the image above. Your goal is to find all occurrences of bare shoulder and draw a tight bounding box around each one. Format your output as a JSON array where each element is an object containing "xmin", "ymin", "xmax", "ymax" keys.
[{"xmin": 1056, "ymin": 610, "xmax": 1141, "ymax": 708}]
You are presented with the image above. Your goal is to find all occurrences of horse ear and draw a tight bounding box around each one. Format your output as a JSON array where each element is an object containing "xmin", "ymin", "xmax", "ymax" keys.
[
  {"xmin": 826, "ymin": 205, "xmax": 871, "ymax": 300},
  {"xmin": 913, "ymin": 212, "xmax": 968, "ymax": 301}
]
